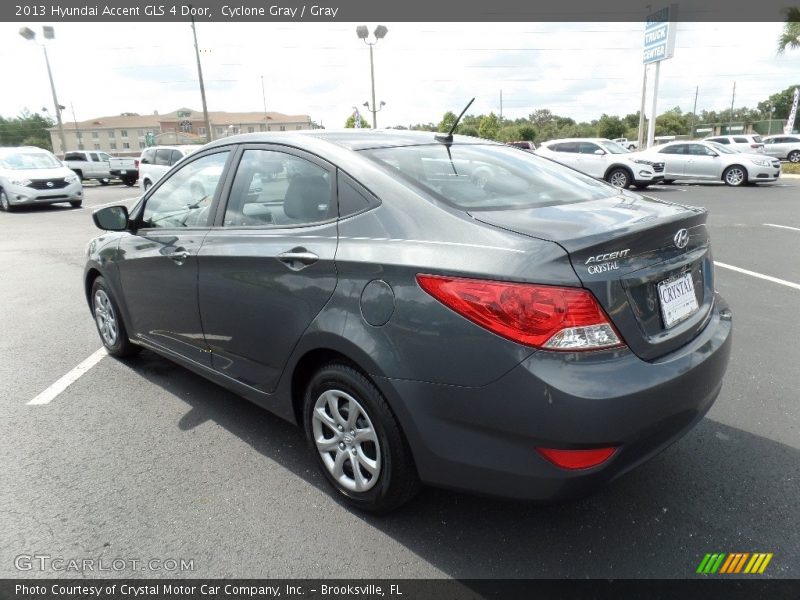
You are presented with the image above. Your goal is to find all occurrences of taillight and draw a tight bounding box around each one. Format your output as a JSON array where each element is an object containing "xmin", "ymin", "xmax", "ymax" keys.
[
  {"xmin": 537, "ymin": 447, "xmax": 617, "ymax": 470},
  {"xmin": 134, "ymin": 159, "xmax": 140, "ymax": 168},
  {"xmin": 416, "ymin": 274, "xmax": 624, "ymax": 351}
]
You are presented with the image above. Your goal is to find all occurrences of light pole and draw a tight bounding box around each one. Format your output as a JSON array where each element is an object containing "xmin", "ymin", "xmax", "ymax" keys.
[
  {"xmin": 767, "ymin": 103, "xmax": 774, "ymax": 136},
  {"xmin": 356, "ymin": 25, "xmax": 387, "ymax": 129},
  {"xmin": 19, "ymin": 26, "xmax": 67, "ymax": 155}
]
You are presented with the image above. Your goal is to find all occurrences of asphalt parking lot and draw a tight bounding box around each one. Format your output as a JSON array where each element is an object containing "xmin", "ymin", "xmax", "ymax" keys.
[{"xmin": 1, "ymin": 178, "xmax": 798, "ymax": 579}]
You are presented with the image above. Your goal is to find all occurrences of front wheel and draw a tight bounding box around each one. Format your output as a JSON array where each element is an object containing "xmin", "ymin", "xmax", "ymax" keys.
[
  {"xmin": 788, "ymin": 150, "xmax": 800, "ymax": 164},
  {"xmin": 304, "ymin": 363, "xmax": 420, "ymax": 514},
  {"xmin": 723, "ymin": 165, "xmax": 747, "ymax": 186},
  {"xmin": 634, "ymin": 183, "xmax": 650, "ymax": 190},
  {"xmin": 0, "ymin": 190, "xmax": 13, "ymax": 212},
  {"xmin": 606, "ymin": 168, "xmax": 631, "ymax": 189},
  {"xmin": 69, "ymin": 200, "xmax": 82, "ymax": 208},
  {"xmin": 90, "ymin": 276, "xmax": 140, "ymax": 357}
]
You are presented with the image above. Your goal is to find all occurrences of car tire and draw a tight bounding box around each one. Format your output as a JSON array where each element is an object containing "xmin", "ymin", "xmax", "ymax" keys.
[
  {"xmin": 90, "ymin": 276, "xmax": 140, "ymax": 358},
  {"xmin": 0, "ymin": 189, "xmax": 14, "ymax": 212},
  {"xmin": 122, "ymin": 177, "xmax": 137, "ymax": 187},
  {"xmin": 304, "ymin": 362, "xmax": 420, "ymax": 514},
  {"xmin": 142, "ymin": 179, "xmax": 152, "ymax": 192},
  {"xmin": 606, "ymin": 168, "xmax": 631, "ymax": 189},
  {"xmin": 70, "ymin": 200, "xmax": 82, "ymax": 208},
  {"xmin": 72, "ymin": 169, "xmax": 83, "ymax": 180},
  {"xmin": 789, "ymin": 150, "xmax": 800, "ymax": 164},
  {"xmin": 634, "ymin": 183, "xmax": 650, "ymax": 190},
  {"xmin": 722, "ymin": 165, "xmax": 747, "ymax": 187},
  {"xmin": 99, "ymin": 179, "xmax": 110, "ymax": 186},
  {"xmin": 662, "ymin": 179, "xmax": 675, "ymax": 185}
]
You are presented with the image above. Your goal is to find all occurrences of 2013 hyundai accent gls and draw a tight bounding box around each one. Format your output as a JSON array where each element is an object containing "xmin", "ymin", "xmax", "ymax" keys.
[{"xmin": 85, "ymin": 130, "xmax": 732, "ymax": 513}]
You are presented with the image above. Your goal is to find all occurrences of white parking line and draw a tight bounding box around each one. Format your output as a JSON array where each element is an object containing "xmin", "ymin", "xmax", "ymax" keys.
[
  {"xmin": 715, "ymin": 262, "xmax": 800, "ymax": 291},
  {"xmin": 27, "ymin": 348, "xmax": 107, "ymax": 406},
  {"xmin": 91, "ymin": 196, "xmax": 140, "ymax": 210},
  {"xmin": 764, "ymin": 223, "xmax": 800, "ymax": 233}
]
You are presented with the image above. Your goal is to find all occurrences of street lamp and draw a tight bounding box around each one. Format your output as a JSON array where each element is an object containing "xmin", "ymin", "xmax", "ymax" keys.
[
  {"xmin": 356, "ymin": 25, "xmax": 388, "ymax": 129},
  {"xmin": 19, "ymin": 26, "xmax": 67, "ymax": 155}
]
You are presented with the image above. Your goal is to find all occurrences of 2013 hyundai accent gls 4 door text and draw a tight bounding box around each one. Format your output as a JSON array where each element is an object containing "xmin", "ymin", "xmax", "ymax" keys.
[{"xmin": 85, "ymin": 131, "xmax": 732, "ymax": 513}]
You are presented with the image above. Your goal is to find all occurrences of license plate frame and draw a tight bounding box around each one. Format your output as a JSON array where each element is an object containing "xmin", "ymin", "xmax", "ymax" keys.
[{"xmin": 658, "ymin": 271, "xmax": 699, "ymax": 328}]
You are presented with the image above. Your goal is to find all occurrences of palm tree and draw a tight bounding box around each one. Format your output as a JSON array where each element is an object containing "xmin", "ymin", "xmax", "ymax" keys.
[{"xmin": 777, "ymin": 7, "xmax": 800, "ymax": 54}]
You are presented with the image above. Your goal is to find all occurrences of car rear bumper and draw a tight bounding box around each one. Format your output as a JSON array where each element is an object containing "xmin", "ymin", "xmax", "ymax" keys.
[
  {"xmin": 376, "ymin": 294, "xmax": 732, "ymax": 501},
  {"xmin": 110, "ymin": 169, "xmax": 139, "ymax": 178}
]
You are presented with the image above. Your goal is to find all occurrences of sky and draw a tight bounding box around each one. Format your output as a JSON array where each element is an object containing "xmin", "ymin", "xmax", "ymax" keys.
[{"xmin": 1, "ymin": 21, "xmax": 797, "ymax": 129}]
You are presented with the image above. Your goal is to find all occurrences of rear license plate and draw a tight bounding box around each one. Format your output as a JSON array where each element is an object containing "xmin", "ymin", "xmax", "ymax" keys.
[
  {"xmin": 658, "ymin": 271, "xmax": 699, "ymax": 328},
  {"xmin": 120, "ymin": 170, "xmax": 127, "ymax": 174}
]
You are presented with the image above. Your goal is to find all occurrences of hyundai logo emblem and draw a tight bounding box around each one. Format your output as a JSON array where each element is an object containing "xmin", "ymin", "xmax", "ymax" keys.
[
  {"xmin": 674, "ymin": 228, "xmax": 690, "ymax": 249},
  {"xmin": 46, "ymin": 181, "xmax": 54, "ymax": 188}
]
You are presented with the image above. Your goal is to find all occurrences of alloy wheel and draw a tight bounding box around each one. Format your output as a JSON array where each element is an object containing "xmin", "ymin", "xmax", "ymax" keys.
[
  {"xmin": 609, "ymin": 170, "xmax": 629, "ymax": 188},
  {"xmin": 94, "ymin": 289, "xmax": 119, "ymax": 346},
  {"xmin": 725, "ymin": 167, "xmax": 745, "ymax": 186},
  {"xmin": 311, "ymin": 389, "xmax": 382, "ymax": 492}
]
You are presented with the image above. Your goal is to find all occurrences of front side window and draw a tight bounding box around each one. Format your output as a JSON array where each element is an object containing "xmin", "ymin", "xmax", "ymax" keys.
[
  {"xmin": 577, "ymin": 142, "xmax": 602, "ymax": 154},
  {"xmin": 223, "ymin": 149, "xmax": 332, "ymax": 227},
  {"xmin": 155, "ymin": 149, "xmax": 172, "ymax": 166},
  {"xmin": 363, "ymin": 143, "xmax": 615, "ymax": 211},
  {"xmin": 141, "ymin": 151, "xmax": 229, "ymax": 229}
]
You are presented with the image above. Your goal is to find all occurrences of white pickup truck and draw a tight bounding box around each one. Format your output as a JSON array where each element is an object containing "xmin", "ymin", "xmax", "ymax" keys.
[
  {"xmin": 63, "ymin": 150, "xmax": 138, "ymax": 186},
  {"xmin": 613, "ymin": 138, "xmax": 639, "ymax": 151}
]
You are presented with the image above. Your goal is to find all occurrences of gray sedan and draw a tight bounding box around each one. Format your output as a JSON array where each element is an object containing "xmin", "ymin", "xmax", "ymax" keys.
[
  {"xmin": 85, "ymin": 131, "xmax": 732, "ymax": 513},
  {"xmin": 637, "ymin": 140, "xmax": 781, "ymax": 186}
]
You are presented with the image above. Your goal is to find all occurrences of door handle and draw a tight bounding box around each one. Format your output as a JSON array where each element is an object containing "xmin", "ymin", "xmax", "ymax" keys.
[
  {"xmin": 167, "ymin": 249, "xmax": 191, "ymax": 263},
  {"xmin": 277, "ymin": 248, "xmax": 319, "ymax": 271}
]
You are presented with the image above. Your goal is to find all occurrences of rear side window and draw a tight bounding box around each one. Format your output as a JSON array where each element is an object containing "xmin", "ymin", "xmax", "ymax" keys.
[
  {"xmin": 338, "ymin": 172, "xmax": 377, "ymax": 218},
  {"xmin": 733, "ymin": 137, "xmax": 748, "ymax": 143},
  {"xmin": 170, "ymin": 150, "xmax": 183, "ymax": 165},
  {"xmin": 362, "ymin": 143, "xmax": 614, "ymax": 211},
  {"xmin": 64, "ymin": 152, "xmax": 84, "ymax": 161},
  {"xmin": 141, "ymin": 149, "xmax": 156, "ymax": 164},
  {"xmin": 155, "ymin": 149, "xmax": 172, "ymax": 166},
  {"xmin": 708, "ymin": 137, "xmax": 728, "ymax": 144},
  {"xmin": 223, "ymin": 149, "xmax": 333, "ymax": 227},
  {"xmin": 751, "ymin": 135, "xmax": 763, "ymax": 143}
]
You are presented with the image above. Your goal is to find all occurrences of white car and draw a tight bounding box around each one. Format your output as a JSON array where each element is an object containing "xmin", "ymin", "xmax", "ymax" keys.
[
  {"xmin": 0, "ymin": 146, "xmax": 83, "ymax": 211},
  {"xmin": 535, "ymin": 138, "xmax": 664, "ymax": 189},
  {"xmin": 635, "ymin": 140, "xmax": 780, "ymax": 186},
  {"xmin": 762, "ymin": 135, "xmax": 800, "ymax": 163},
  {"xmin": 139, "ymin": 145, "xmax": 200, "ymax": 191},
  {"xmin": 703, "ymin": 135, "xmax": 765, "ymax": 153}
]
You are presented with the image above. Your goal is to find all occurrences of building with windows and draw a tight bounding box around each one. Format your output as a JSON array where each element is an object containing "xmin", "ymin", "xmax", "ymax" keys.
[{"xmin": 48, "ymin": 108, "xmax": 318, "ymax": 156}]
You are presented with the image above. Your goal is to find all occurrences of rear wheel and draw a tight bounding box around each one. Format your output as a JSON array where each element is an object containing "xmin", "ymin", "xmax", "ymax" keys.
[
  {"xmin": 122, "ymin": 177, "xmax": 137, "ymax": 187},
  {"xmin": 634, "ymin": 183, "xmax": 650, "ymax": 190},
  {"xmin": 723, "ymin": 165, "xmax": 747, "ymax": 186},
  {"xmin": 606, "ymin": 168, "xmax": 631, "ymax": 189},
  {"xmin": 304, "ymin": 362, "xmax": 420, "ymax": 514},
  {"xmin": 662, "ymin": 179, "xmax": 675, "ymax": 185},
  {"xmin": 90, "ymin": 276, "xmax": 140, "ymax": 357},
  {"xmin": 69, "ymin": 200, "xmax": 82, "ymax": 208},
  {"xmin": 98, "ymin": 179, "xmax": 110, "ymax": 186},
  {"xmin": 789, "ymin": 150, "xmax": 800, "ymax": 164},
  {"xmin": 0, "ymin": 190, "xmax": 13, "ymax": 212}
]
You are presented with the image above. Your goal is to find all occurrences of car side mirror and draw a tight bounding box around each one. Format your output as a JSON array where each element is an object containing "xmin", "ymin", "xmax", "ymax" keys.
[
  {"xmin": 594, "ymin": 149, "xmax": 605, "ymax": 155},
  {"xmin": 93, "ymin": 205, "xmax": 129, "ymax": 231},
  {"xmin": 141, "ymin": 158, "xmax": 150, "ymax": 164}
]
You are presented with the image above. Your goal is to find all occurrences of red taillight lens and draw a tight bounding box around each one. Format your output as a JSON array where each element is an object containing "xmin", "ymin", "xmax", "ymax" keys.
[
  {"xmin": 537, "ymin": 447, "xmax": 617, "ymax": 470},
  {"xmin": 416, "ymin": 274, "xmax": 624, "ymax": 351}
]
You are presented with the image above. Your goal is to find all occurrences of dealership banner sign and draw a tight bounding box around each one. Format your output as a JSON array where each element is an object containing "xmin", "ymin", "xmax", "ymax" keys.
[{"xmin": 784, "ymin": 88, "xmax": 799, "ymax": 134}]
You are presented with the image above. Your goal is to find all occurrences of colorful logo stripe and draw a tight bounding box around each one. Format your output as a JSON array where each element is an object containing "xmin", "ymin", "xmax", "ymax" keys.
[{"xmin": 697, "ymin": 553, "xmax": 773, "ymax": 574}]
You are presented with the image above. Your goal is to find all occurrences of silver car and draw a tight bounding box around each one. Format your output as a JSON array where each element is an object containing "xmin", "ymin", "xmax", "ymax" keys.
[
  {"xmin": 637, "ymin": 140, "xmax": 780, "ymax": 186},
  {"xmin": 0, "ymin": 147, "xmax": 83, "ymax": 211},
  {"xmin": 762, "ymin": 135, "xmax": 800, "ymax": 163}
]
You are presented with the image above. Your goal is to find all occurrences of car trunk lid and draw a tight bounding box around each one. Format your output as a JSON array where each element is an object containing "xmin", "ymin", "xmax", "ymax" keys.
[{"xmin": 470, "ymin": 192, "xmax": 715, "ymax": 360}]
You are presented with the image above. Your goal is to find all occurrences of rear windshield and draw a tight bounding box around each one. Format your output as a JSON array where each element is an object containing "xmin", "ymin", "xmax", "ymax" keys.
[
  {"xmin": 361, "ymin": 144, "xmax": 615, "ymax": 211},
  {"xmin": 0, "ymin": 151, "xmax": 62, "ymax": 170}
]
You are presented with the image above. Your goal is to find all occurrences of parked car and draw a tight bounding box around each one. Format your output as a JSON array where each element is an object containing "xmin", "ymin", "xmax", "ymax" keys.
[
  {"xmin": 0, "ymin": 146, "xmax": 83, "ymax": 211},
  {"xmin": 139, "ymin": 145, "xmax": 199, "ymax": 191},
  {"xmin": 64, "ymin": 150, "xmax": 138, "ymax": 187},
  {"xmin": 703, "ymin": 134, "xmax": 765, "ymax": 153},
  {"xmin": 635, "ymin": 140, "xmax": 780, "ymax": 186},
  {"xmin": 507, "ymin": 141, "xmax": 536, "ymax": 151},
  {"xmin": 86, "ymin": 130, "xmax": 732, "ymax": 513},
  {"xmin": 761, "ymin": 134, "xmax": 800, "ymax": 163},
  {"xmin": 613, "ymin": 137, "xmax": 638, "ymax": 150},
  {"xmin": 535, "ymin": 138, "xmax": 664, "ymax": 189}
]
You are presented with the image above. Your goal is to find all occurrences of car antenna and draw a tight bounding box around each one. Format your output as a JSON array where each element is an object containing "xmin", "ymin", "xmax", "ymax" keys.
[{"xmin": 435, "ymin": 98, "xmax": 475, "ymax": 144}]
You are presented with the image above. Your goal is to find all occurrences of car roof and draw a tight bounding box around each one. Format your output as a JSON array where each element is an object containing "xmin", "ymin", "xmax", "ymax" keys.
[
  {"xmin": 0, "ymin": 146, "xmax": 52, "ymax": 155},
  {"xmin": 543, "ymin": 138, "xmax": 611, "ymax": 143},
  {"xmin": 202, "ymin": 129, "xmax": 497, "ymax": 152}
]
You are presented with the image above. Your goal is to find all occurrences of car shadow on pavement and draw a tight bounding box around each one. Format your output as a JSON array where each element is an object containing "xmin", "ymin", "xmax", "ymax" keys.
[{"xmin": 125, "ymin": 349, "xmax": 800, "ymax": 579}]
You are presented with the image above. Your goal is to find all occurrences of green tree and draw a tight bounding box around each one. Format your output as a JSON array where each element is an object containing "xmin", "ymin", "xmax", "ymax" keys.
[
  {"xmin": 477, "ymin": 113, "xmax": 501, "ymax": 140},
  {"xmin": 517, "ymin": 125, "xmax": 536, "ymax": 141},
  {"xmin": 496, "ymin": 125, "xmax": 522, "ymax": 142},
  {"xmin": 0, "ymin": 110, "xmax": 54, "ymax": 150},
  {"xmin": 437, "ymin": 111, "xmax": 458, "ymax": 133},
  {"xmin": 777, "ymin": 7, "xmax": 800, "ymax": 54},
  {"xmin": 344, "ymin": 113, "xmax": 370, "ymax": 128},
  {"xmin": 596, "ymin": 114, "xmax": 626, "ymax": 139}
]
